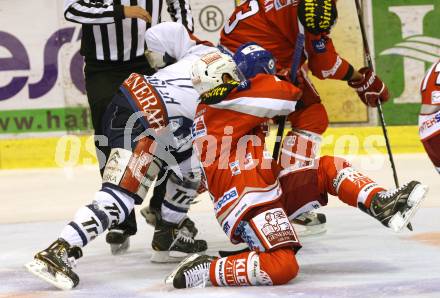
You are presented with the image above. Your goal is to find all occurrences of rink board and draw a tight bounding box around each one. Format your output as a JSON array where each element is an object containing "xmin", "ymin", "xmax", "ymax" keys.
[{"xmin": 0, "ymin": 125, "xmax": 424, "ymax": 169}]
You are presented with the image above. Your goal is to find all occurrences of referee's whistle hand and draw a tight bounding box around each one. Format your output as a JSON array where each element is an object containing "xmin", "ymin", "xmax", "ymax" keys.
[{"xmin": 123, "ymin": 6, "xmax": 152, "ymax": 23}]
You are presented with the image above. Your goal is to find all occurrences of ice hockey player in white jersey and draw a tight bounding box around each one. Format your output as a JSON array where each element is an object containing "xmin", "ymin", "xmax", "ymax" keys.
[
  {"xmin": 25, "ymin": 22, "xmax": 219, "ymax": 290},
  {"xmin": 105, "ymin": 22, "xmax": 214, "ymax": 256}
]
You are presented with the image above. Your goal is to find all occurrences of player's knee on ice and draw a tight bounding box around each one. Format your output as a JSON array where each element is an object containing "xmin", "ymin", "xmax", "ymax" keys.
[{"xmin": 259, "ymin": 248, "xmax": 299, "ymax": 285}]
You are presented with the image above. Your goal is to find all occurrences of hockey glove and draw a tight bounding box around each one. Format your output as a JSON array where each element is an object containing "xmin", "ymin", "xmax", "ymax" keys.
[{"xmin": 348, "ymin": 67, "xmax": 390, "ymax": 107}]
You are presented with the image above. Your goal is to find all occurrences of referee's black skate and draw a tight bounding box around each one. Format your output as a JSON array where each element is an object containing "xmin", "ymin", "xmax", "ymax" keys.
[
  {"xmin": 106, "ymin": 229, "xmax": 130, "ymax": 255},
  {"xmin": 151, "ymin": 218, "xmax": 207, "ymax": 263},
  {"xmin": 165, "ymin": 254, "xmax": 216, "ymax": 288},
  {"xmin": 25, "ymin": 238, "xmax": 81, "ymax": 290},
  {"xmin": 141, "ymin": 205, "xmax": 199, "ymax": 237},
  {"xmin": 359, "ymin": 181, "xmax": 428, "ymax": 232}
]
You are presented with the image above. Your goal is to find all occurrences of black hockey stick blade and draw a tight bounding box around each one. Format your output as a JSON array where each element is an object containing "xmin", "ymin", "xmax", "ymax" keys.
[{"xmin": 218, "ymin": 247, "xmax": 250, "ymax": 258}]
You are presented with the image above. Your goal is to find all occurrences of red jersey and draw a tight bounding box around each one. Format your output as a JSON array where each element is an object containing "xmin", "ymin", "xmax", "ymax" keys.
[
  {"xmin": 420, "ymin": 59, "xmax": 440, "ymax": 105},
  {"xmin": 220, "ymin": 0, "xmax": 352, "ymax": 81},
  {"xmin": 192, "ymin": 74, "xmax": 301, "ymax": 241}
]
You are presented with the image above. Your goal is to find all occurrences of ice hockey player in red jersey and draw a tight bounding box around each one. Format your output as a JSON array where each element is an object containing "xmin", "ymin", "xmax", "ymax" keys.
[
  {"xmin": 419, "ymin": 59, "xmax": 440, "ymax": 174},
  {"xmin": 165, "ymin": 50, "xmax": 428, "ymax": 289},
  {"xmin": 219, "ymin": 0, "xmax": 390, "ymax": 232}
]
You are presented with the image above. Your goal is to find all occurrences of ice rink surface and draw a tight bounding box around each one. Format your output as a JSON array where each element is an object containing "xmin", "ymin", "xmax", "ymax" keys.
[{"xmin": 1, "ymin": 153, "xmax": 440, "ymax": 297}]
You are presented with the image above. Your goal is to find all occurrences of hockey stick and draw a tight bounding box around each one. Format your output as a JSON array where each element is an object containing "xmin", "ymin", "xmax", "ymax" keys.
[
  {"xmin": 354, "ymin": 0, "xmax": 400, "ymax": 188},
  {"xmin": 272, "ymin": 32, "xmax": 305, "ymax": 160},
  {"xmin": 219, "ymin": 247, "xmax": 250, "ymax": 258},
  {"xmin": 354, "ymin": 1, "xmax": 411, "ymax": 231},
  {"xmin": 272, "ymin": 117, "xmax": 286, "ymax": 160}
]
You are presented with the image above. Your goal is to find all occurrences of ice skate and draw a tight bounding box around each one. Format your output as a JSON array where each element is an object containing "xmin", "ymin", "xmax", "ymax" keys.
[
  {"xmin": 359, "ymin": 181, "xmax": 428, "ymax": 232},
  {"xmin": 165, "ymin": 254, "xmax": 216, "ymax": 288},
  {"xmin": 151, "ymin": 218, "xmax": 207, "ymax": 263},
  {"xmin": 25, "ymin": 238, "xmax": 81, "ymax": 290},
  {"xmin": 141, "ymin": 205, "xmax": 199, "ymax": 237},
  {"xmin": 291, "ymin": 211, "xmax": 327, "ymax": 237},
  {"xmin": 106, "ymin": 229, "xmax": 130, "ymax": 255}
]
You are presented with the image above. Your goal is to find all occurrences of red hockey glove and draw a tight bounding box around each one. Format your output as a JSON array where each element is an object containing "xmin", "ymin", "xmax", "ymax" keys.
[{"xmin": 348, "ymin": 67, "xmax": 390, "ymax": 107}]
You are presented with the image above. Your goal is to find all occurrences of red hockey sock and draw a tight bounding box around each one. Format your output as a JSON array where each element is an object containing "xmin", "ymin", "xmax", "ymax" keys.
[{"xmin": 317, "ymin": 156, "xmax": 385, "ymax": 208}]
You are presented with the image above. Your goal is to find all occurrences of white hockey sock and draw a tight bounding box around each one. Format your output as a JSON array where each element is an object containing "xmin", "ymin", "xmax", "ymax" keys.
[
  {"xmin": 59, "ymin": 187, "xmax": 135, "ymax": 247},
  {"xmin": 160, "ymin": 171, "xmax": 198, "ymax": 225},
  {"xmin": 161, "ymin": 204, "xmax": 187, "ymax": 225}
]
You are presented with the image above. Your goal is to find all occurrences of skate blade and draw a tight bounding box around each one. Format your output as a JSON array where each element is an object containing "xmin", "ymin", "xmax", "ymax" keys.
[
  {"xmin": 25, "ymin": 259, "xmax": 74, "ymax": 290},
  {"xmin": 293, "ymin": 223, "xmax": 327, "ymax": 237},
  {"xmin": 110, "ymin": 241, "xmax": 130, "ymax": 255},
  {"xmin": 151, "ymin": 249, "xmax": 206, "ymax": 263},
  {"xmin": 164, "ymin": 253, "xmax": 201, "ymax": 285},
  {"xmin": 151, "ymin": 251, "xmax": 188, "ymax": 263},
  {"xmin": 389, "ymin": 184, "xmax": 428, "ymax": 233}
]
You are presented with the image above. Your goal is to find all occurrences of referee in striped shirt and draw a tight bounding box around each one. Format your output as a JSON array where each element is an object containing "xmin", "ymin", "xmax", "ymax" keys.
[
  {"xmin": 64, "ymin": 0, "xmax": 194, "ymax": 171},
  {"xmin": 64, "ymin": 0, "xmax": 194, "ymax": 247}
]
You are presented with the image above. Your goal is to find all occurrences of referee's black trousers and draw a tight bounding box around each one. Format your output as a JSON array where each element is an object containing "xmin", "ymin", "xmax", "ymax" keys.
[{"xmin": 84, "ymin": 56, "xmax": 154, "ymax": 235}]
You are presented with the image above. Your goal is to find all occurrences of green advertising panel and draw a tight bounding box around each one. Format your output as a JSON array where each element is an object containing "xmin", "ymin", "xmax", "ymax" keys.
[
  {"xmin": 373, "ymin": 0, "xmax": 440, "ymax": 125},
  {"xmin": 0, "ymin": 107, "xmax": 92, "ymax": 134}
]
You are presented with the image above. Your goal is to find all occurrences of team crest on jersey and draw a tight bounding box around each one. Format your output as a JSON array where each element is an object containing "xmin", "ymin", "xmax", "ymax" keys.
[{"xmin": 191, "ymin": 115, "xmax": 207, "ymax": 139}]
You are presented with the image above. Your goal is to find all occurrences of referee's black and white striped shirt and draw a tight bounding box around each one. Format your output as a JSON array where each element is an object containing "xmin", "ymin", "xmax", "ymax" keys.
[{"xmin": 64, "ymin": 0, "xmax": 194, "ymax": 62}]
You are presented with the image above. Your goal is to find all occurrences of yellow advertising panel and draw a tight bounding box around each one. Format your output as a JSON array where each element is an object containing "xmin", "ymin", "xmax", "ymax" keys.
[{"xmin": 310, "ymin": 0, "xmax": 368, "ymax": 123}]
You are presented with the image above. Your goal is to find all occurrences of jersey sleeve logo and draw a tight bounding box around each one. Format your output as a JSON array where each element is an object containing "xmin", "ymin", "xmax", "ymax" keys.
[
  {"xmin": 321, "ymin": 56, "xmax": 342, "ymax": 78},
  {"xmin": 214, "ymin": 187, "xmax": 239, "ymax": 212},
  {"xmin": 120, "ymin": 73, "xmax": 169, "ymax": 131},
  {"xmin": 312, "ymin": 39, "xmax": 327, "ymax": 53}
]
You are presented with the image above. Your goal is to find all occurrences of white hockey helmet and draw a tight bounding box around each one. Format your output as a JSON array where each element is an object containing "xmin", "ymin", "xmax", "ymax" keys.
[{"xmin": 190, "ymin": 51, "xmax": 244, "ymax": 95}]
